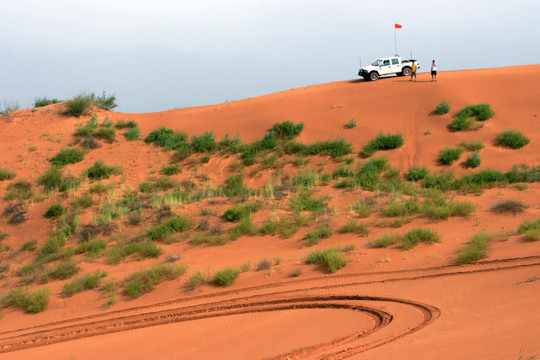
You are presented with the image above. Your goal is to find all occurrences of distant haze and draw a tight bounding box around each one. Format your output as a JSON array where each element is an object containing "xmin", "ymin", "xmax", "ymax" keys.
[{"xmin": 1, "ymin": 0, "xmax": 539, "ymax": 113}]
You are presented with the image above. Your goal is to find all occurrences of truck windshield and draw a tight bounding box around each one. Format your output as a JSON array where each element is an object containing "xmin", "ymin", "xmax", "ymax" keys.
[{"xmin": 371, "ymin": 59, "xmax": 382, "ymax": 66}]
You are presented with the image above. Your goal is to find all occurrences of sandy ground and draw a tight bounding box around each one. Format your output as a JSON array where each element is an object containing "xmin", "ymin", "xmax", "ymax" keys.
[{"xmin": 0, "ymin": 65, "xmax": 539, "ymax": 359}]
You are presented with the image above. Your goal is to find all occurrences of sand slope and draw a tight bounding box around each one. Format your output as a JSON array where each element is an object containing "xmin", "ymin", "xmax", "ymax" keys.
[{"xmin": 0, "ymin": 65, "xmax": 539, "ymax": 359}]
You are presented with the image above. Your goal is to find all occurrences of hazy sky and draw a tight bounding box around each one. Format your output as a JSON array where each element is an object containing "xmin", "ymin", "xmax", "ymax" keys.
[{"xmin": 1, "ymin": 0, "xmax": 539, "ymax": 113}]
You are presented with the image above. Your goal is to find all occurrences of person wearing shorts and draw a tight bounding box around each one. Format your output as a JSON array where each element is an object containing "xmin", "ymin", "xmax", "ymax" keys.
[
  {"xmin": 431, "ymin": 60, "xmax": 437, "ymax": 81},
  {"xmin": 410, "ymin": 61, "xmax": 418, "ymax": 82}
]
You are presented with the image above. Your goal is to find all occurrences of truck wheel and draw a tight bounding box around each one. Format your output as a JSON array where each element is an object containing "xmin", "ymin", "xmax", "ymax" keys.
[
  {"xmin": 369, "ymin": 72, "xmax": 379, "ymax": 81},
  {"xmin": 402, "ymin": 67, "xmax": 411, "ymax": 76}
]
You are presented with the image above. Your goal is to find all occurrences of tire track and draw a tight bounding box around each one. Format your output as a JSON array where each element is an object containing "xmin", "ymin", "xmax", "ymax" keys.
[{"xmin": 0, "ymin": 255, "xmax": 538, "ymax": 358}]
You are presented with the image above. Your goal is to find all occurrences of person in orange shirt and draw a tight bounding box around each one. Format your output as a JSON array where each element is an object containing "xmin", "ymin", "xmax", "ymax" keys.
[{"xmin": 410, "ymin": 61, "xmax": 418, "ymax": 82}]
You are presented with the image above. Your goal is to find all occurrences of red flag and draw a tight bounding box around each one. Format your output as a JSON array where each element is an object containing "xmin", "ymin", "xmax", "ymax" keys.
[{"xmin": 395, "ymin": 23, "xmax": 402, "ymax": 29}]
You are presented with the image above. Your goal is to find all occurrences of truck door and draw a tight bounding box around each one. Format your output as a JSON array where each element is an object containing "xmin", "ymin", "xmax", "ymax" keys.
[
  {"xmin": 391, "ymin": 58, "xmax": 400, "ymax": 72},
  {"xmin": 379, "ymin": 59, "xmax": 392, "ymax": 75}
]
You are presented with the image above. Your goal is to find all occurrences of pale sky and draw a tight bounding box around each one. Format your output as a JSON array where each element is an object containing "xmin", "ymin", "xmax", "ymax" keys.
[{"xmin": 1, "ymin": 0, "xmax": 539, "ymax": 113}]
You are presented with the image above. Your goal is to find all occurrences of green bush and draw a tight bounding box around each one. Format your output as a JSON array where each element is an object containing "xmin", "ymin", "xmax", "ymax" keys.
[
  {"xmin": 401, "ymin": 228, "xmax": 440, "ymax": 250},
  {"xmin": 1, "ymin": 287, "xmax": 51, "ymax": 313},
  {"xmin": 191, "ymin": 131, "xmax": 217, "ymax": 153},
  {"xmin": 460, "ymin": 141, "xmax": 484, "ymax": 151},
  {"xmin": 84, "ymin": 161, "xmax": 120, "ymax": 180},
  {"xmin": 450, "ymin": 116, "xmax": 474, "ymax": 131},
  {"xmin": 145, "ymin": 127, "xmax": 189, "ymax": 150},
  {"xmin": 41, "ymin": 259, "xmax": 80, "ymax": 282},
  {"xmin": 76, "ymin": 238, "xmax": 108, "ymax": 256},
  {"xmin": 124, "ymin": 263, "xmax": 187, "ymax": 298},
  {"xmin": 50, "ymin": 147, "xmax": 86, "ymax": 166},
  {"xmin": 5, "ymin": 180, "xmax": 34, "ymax": 201},
  {"xmin": 382, "ymin": 199, "xmax": 421, "ymax": 217},
  {"xmin": 495, "ymin": 130, "xmax": 530, "ymax": 149},
  {"xmin": 160, "ymin": 164, "xmax": 181, "ymax": 176},
  {"xmin": 62, "ymin": 270, "xmax": 107, "ymax": 297},
  {"xmin": 105, "ymin": 242, "xmax": 162, "ymax": 264},
  {"xmin": 304, "ymin": 224, "xmax": 333, "ymax": 246},
  {"xmin": 439, "ymin": 147, "xmax": 464, "ymax": 165},
  {"xmin": 147, "ymin": 216, "xmax": 195, "ymax": 241},
  {"xmin": 284, "ymin": 138, "xmax": 353, "ymax": 159},
  {"xmin": 290, "ymin": 192, "xmax": 327, "ymax": 214},
  {"xmin": 523, "ymin": 229, "xmax": 540, "ymax": 242},
  {"xmin": 223, "ymin": 203, "xmax": 261, "ymax": 222},
  {"xmin": 187, "ymin": 270, "xmax": 210, "ymax": 290},
  {"xmin": 212, "ymin": 267, "xmax": 240, "ymax": 286},
  {"xmin": 21, "ymin": 239, "xmax": 38, "ymax": 251},
  {"xmin": 34, "ymin": 97, "xmax": 60, "ymax": 107},
  {"xmin": 0, "ymin": 167, "xmax": 16, "ymax": 181},
  {"xmin": 338, "ymin": 220, "xmax": 369, "ymax": 236},
  {"xmin": 271, "ymin": 121, "xmax": 304, "ymax": 140},
  {"xmin": 306, "ymin": 247, "xmax": 349, "ymax": 273},
  {"xmin": 407, "ymin": 165, "xmax": 430, "ymax": 182},
  {"xmin": 44, "ymin": 203, "xmax": 66, "ymax": 219},
  {"xmin": 435, "ymin": 100, "xmax": 450, "ymax": 115},
  {"xmin": 517, "ymin": 216, "xmax": 540, "ymax": 234},
  {"xmin": 361, "ymin": 132, "xmax": 404, "ymax": 158},
  {"xmin": 456, "ymin": 232, "xmax": 491, "ymax": 264},
  {"xmin": 371, "ymin": 234, "xmax": 402, "ymax": 248},
  {"xmin": 345, "ymin": 119, "xmax": 357, "ymax": 129},
  {"xmin": 94, "ymin": 127, "xmax": 116, "ymax": 143},
  {"xmin": 456, "ymin": 104, "xmax": 495, "ymax": 121},
  {"xmin": 115, "ymin": 119, "xmax": 138, "ymax": 129},
  {"xmin": 64, "ymin": 96, "xmax": 93, "ymax": 117},
  {"xmin": 124, "ymin": 126, "xmax": 141, "ymax": 141},
  {"xmin": 465, "ymin": 151, "xmax": 482, "ymax": 168}
]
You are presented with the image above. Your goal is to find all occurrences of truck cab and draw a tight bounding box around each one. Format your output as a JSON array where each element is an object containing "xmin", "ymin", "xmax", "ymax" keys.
[{"xmin": 358, "ymin": 56, "xmax": 414, "ymax": 81}]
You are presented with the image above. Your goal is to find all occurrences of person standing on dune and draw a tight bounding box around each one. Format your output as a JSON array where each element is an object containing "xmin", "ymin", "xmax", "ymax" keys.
[
  {"xmin": 410, "ymin": 61, "xmax": 418, "ymax": 82},
  {"xmin": 431, "ymin": 60, "xmax": 437, "ymax": 81}
]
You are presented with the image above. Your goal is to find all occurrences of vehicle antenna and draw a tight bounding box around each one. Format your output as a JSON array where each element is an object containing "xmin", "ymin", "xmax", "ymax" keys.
[{"xmin": 359, "ymin": 57, "xmax": 362, "ymax": 68}]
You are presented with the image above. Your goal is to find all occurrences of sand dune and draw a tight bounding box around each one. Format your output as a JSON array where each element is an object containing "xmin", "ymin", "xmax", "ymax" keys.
[{"xmin": 0, "ymin": 65, "xmax": 539, "ymax": 359}]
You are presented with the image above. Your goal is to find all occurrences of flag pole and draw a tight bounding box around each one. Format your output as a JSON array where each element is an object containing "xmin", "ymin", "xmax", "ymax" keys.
[{"xmin": 394, "ymin": 27, "xmax": 397, "ymax": 55}]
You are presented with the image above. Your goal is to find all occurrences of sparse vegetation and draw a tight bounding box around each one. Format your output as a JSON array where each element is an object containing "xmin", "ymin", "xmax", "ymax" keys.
[
  {"xmin": 407, "ymin": 165, "xmax": 430, "ymax": 182},
  {"xmin": 338, "ymin": 219, "xmax": 369, "ymax": 236},
  {"xmin": 44, "ymin": 203, "xmax": 66, "ymax": 219},
  {"xmin": 456, "ymin": 232, "xmax": 492, "ymax": 264},
  {"xmin": 435, "ymin": 100, "xmax": 450, "ymax": 115},
  {"xmin": 460, "ymin": 141, "xmax": 484, "ymax": 151},
  {"xmin": 465, "ymin": 151, "xmax": 482, "ymax": 168},
  {"xmin": 304, "ymin": 224, "xmax": 333, "ymax": 246},
  {"xmin": 517, "ymin": 216, "xmax": 540, "ymax": 234},
  {"xmin": 439, "ymin": 147, "xmax": 464, "ymax": 165},
  {"xmin": 187, "ymin": 270, "xmax": 210, "ymax": 290},
  {"xmin": 62, "ymin": 271, "xmax": 108, "ymax": 297},
  {"xmin": 495, "ymin": 130, "xmax": 530, "ymax": 149},
  {"xmin": 147, "ymin": 216, "xmax": 195, "ymax": 241},
  {"xmin": 490, "ymin": 200, "xmax": 527, "ymax": 214},
  {"xmin": 84, "ymin": 161, "xmax": 121, "ymax": 180},
  {"xmin": 271, "ymin": 121, "xmax": 304, "ymax": 140},
  {"xmin": 0, "ymin": 168, "xmax": 16, "ymax": 181},
  {"xmin": 64, "ymin": 92, "xmax": 117, "ymax": 117},
  {"xmin": 49, "ymin": 147, "xmax": 86, "ymax": 166},
  {"xmin": 345, "ymin": 119, "xmax": 357, "ymax": 129},
  {"xmin": 34, "ymin": 97, "xmax": 61, "ymax": 108},
  {"xmin": 1, "ymin": 287, "xmax": 51, "ymax": 313},
  {"xmin": 212, "ymin": 267, "xmax": 240, "ymax": 287},
  {"xmin": 124, "ymin": 263, "xmax": 187, "ymax": 298},
  {"xmin": 361, "ymin": 132, "xmax": 404, "ymax": 158},
  {"xmin": 306, "ymin": 247, "xmax": 350, "ymax": 273}
]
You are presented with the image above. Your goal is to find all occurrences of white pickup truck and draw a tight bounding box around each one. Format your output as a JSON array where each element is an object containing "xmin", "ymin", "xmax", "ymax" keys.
[{"xmin": 358, "ymin": 56, "xmax": 415, "ymax": 81}]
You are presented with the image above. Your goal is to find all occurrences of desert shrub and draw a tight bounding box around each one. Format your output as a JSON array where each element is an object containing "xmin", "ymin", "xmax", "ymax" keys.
[
  {"xmin": 371, "ymin": 234, "xmax": 402, "ymax": 248},
  {"xmin": 76, "ymin": 238, "xmax": 108, "ymax": 256},
  {"xmin": 456, "ymin": 232, "xmax": 491, "ymax": 264},
  {"xmin": 34, "ymin": 97, "xmax": 60, "ymax": 107},
  {"xmin": 160, "ymin": 165, "xmax": 181, "ymax": 176},
  {"xmin": 147, "ymin": 216, "xmax": 195, "ymax": 241},
  {"xmin": 306, "ymin": 247, "xmax": 349, "ymax": 273},
  {"xmin": 460, "ymin": 141, "xmax": 484, "ymax": 151},
  {"xmin": 338, "ymin": 219, "xmax": 369, "ymax": 236},
  {"xmin": 124, "ymin": 126, "xmax": 141, "ymax": 141},
  {"xmin": 489, "ymin": 200, "xmax": 527, "ymax": 214},
  {"xmin": 64, "ymin": 96, "xmax": 93, "ymax": 117},
  {"xmin": 421, "ymin": 198, "xmax": 475, "ymax": 220},
  {"xmin": 191, "ymin": 131, "xmax": 217, "ymax": 153},
  {"xmin": 62, "ymin": 270, "xmax": 107, "ymax": 297},
  {"xmin": 407, "ymin": 165, "xmax": 430, "ymax": 182},
  {"xmin": 84, "ymin": 161, "xmax": 120, "ymax": 180},
  {"xmin": 304, "ymin": 224, "xmax": 333, "ymax": 246},
  {"xmin": 523, "ymin": 229, "xmax": 540, "ymax": 242},
  {"xmin": 271, "ymin": 121, "xmax": 304, "ymax": 140},
  {"xmin": 139, "ymin": 177, "xmax": 176, "ymax": 193},
  {"xmin": 439, "ymin": 147, "xmax": 464, "ymax": 165},
  {"xmin": 74, "ymin": 115, "xmax": 99, "ymax": 137},
  {"xmin": 285, "ymin": 138, "xmax": 353, "ymax": 159},
  {"xmin": 361, "ymin": 132, "xmax": 404, "ymax": 158},
  {"xmin": 256, "ymin": 259, "xmax": 272, "ymax": 271},
  {"xmin": 187, "ymin": 270, "xmax": 210, "ymax": 290},
  {"xmin": 94, "ymin": 127, "xmax": 116, "ymax": 143},
  {"xmin": 495, "ymin": 130, "xmax": 530, "ymax": 149},
  {"xmin": 41, "ymin": 259, "xmax": 79, "ymax": 282},
  {"xmin": 517, "ymin": 216, "xmax": 540, "ymax": 234},
  {"xmin": 401, "ymin": 228, "xmax": 440, "ymax": 250},
  {"xmin": 124, "ymin": 263, "xmax": 187, "ymax": 298},
  {"xmin": 105, "ymin": 242, "xmax": 162, "ymax": 264},
  {"xmin": 72, "ymin": 193, "xmax": 94, "ymax": 209},
  {"xmin": 292, "ymin": 167, "xmax": 319, "ymax": 188},
  {"xmin": 456, "ymin": 104, "xmax": 495, "ymax": 121},
  {"xmin": 345, "ymin": 119, "xmax": 357, "ymax": 129},
  {"xmin": 228, "ymin": 215, "xmax": 258, "ymax": 240},
  {"xmin": 465, "ymin": 151, "xmax": 482, "ymax": 168},
  {"xmin": 223, "ymin": 203, "xmax": 261, "ymax": 222},
  {"xmin": 349, "ymin": 200, "xmax": 375, "ymax": 218},
  {"xmin": 38, "ymin": 166, "xmax": 63, "ymax": 192},
  {"xmin": 382, "ymin": 199, "xmax": 421, "ymax": 217},
  {"xmin": 145, "ymin": 127, "xmax": 189, "ymax": 150},
  {"xmin": 212, "ymin": 267, "xmax": 240, "ymax": 287},
  {"xmin": 435, "ymin": 100, "xmax": 450, "ymax": 115},
  {"xmin": 290, "ymin": 192, "xmax": 327, "ymax": 214},
  {"xmin": 44, "ymin": 203, "xmax": 66, "ymax": 219},
  {"xmin": 1, "ymin": 287, "xmax": 51, "ymax": 313},
  {"xmin": 92, "ymin": 91, "xmax": 117, "ymax": 110},
  {"xmin": 50, "ymin": 147, "xmax": 86, "ymax": 166},
  {"xmin": 5, "ymin": 180, "xmax": 34, "ymax": 201},
  {"xmin": 221, "ymin": 173, "xmax": 249, "ymax": 197},
  {"xmin": 450, "ymin": 116, "xmax": 474, "ymax": 131},
  {"xmin": 0, "ymin": 168, "xmax": 16, "ymax": 181},
  {"xmin": 21, "ymin": 239, "xmax": 37, "ymax": 251},
  {"xmin": 115, "ymin": 119, "xmax": 138, "ymax": 129}
]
